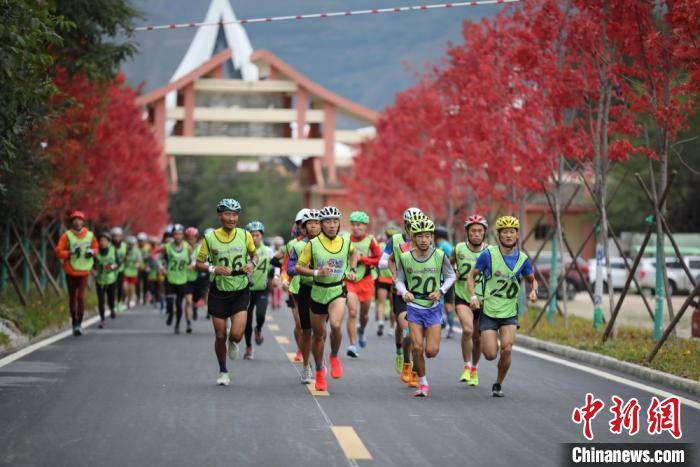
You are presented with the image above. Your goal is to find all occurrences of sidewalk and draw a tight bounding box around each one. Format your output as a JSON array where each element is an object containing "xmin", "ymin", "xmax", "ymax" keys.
[{"xmin": 562, "ymin": 292, "xmax": 693, "ymax": 338}]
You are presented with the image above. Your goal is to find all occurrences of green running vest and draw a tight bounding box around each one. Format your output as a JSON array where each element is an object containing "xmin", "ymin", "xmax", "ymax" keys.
[
  {"xmin": 165, "ymin": 242, "xmax": 191, "ymax": 285},
  {"xmin": 250, "ymin": 243, "xmax": 270, "ymax": 292},
  {"xmin": 123, "ymin": 248, "xmax": 141, "ymax": 278},
  {"xmin": 205, "ymin": 228, "xmax": 250, "ymax": 292},
  {"xmin": 95, "ymin": 246, "xmax": 117, "ymax": 286},
  {"xmin": 65, "ymin": 230, "xmax": 95, "ymax": 272},
  {"xmin": 482, "ymin": 245, "xmax": 528, "ymax": 319},
  {"xmin": 115, "ymin": 242, "xmax": 127, "ymax": 273},
  {"xmin": 186, "ymin": 243, "xmax": 201, "ymax": 282},
  {"xmin": 454, "ymin": 242, "xmax": 486, "ymax": 302},
  {"xmin": 289, "ymin": 238, "xmax": 313, "ymax": 294},
  {"xmin": 398, "ymin": 248, "xmax": 445, "ymax": 308},
  {"xmin": 309, "ymin": 233, "xmax": 351, "ymax": 305},
  {"xmin": 347, "ymin": 235, "xmax": 373, "ymax": 282}
]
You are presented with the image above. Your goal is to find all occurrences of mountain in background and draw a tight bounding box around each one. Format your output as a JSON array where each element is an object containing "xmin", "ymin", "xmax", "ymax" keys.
[{"xmin": 121, "ymin": 0, "xmax": 504, "ymax": 111}]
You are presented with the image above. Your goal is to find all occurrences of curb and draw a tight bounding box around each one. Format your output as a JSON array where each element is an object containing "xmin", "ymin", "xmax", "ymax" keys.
[{"xmin": 516, "ymin": 334, "xmax": 700, "ymax": 398}]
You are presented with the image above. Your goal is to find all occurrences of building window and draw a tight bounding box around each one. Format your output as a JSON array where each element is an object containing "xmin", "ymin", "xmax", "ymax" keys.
[{"xmin": 534, "ymin": 224, "xmax": 552, "ymax": 240}]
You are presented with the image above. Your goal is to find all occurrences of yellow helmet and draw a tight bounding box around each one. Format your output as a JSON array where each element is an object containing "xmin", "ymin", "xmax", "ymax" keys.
[
  {"xmin": 409, "ymin": 217, "xmax": 435, "ymax": 235},
  {"xmin": 495, "ymin": 216, "xmax": 520, "ymax": 231}
]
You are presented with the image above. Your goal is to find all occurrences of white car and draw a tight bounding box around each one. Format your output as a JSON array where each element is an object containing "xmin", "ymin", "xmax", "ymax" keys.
[
  {"xmin": 637, "ymin": 256, "xmax": 700, "ymax": 295},
  {"xmin": 587, "ymin": 257, "xmax": 640, "ymax": 293}
]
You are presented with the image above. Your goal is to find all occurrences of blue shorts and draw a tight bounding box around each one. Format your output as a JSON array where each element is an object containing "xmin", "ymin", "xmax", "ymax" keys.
[{"xmin": 407, "ymin": 303, "xmax": 443, "ymax": 328}]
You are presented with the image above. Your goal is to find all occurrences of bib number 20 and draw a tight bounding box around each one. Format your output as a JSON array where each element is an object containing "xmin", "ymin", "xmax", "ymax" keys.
[{"xmin": 491, "ymin": 279, "xmax": 518, "ymax": 299}]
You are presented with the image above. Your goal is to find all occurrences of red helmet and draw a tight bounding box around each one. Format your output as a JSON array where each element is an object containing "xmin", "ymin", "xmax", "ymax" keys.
[
  {"xmin": 69, "ymin": 210, "xmax": 85, "ymax": 221},
  {"xmin": 185, "ymin": 226, "xmax": 199, "ymax": 237},
  {"xmin": 464, "ymin": 215, "xmax": 488, "ymax": 230}
]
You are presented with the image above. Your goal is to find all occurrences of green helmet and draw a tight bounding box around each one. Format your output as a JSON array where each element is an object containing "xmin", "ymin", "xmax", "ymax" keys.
[
  {"xmin": 408, "ymin": 217, "xmax": 435, "ymax": 235},
  {"xmin": 349, "ymin": 211, "xmax": 369, "ymax": 224}
]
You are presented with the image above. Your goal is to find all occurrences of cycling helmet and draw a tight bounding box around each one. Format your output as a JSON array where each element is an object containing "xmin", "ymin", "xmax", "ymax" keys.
[
  {"xmin": 185, "ymin": 226, "xmax": 199, "ymax": 237},
  {"xmin": 98, "ymin": 231, "xmax": 111, "ymax": 241},
  {"xmin": 217, "ymin": 198, "xmax": 241, "ymax": 213},
  {"xmin": 402, "ymin": 207, "xmax": 422, "ymax": 222},
  {"xmin": 464, "ymin": 215, "xmax": 488, "ymax": 230},
  {"xmin": 301, "ymin": 209, "xmax": 321, "ymax": 226},
  {"xmin": 319, "ymin": 206, "xmax": 342, "ymax": 220},
  {"xmin": 409, "ymin": 217, "xmax": 436, "ymax": 235},
  {"xmin": 172, "ymin": 223, "xmax": 184, "ymax": 233},
  {"xmin": 136, "ymin": 232, "xmax": 148, "ymax": 242},
  {"xmin": 349, "ymin": 211, "xmax": 370, "ymax": 224},
  {"xmin": 126, "ymin": 235, "xmax": 137, "ymax": 245},
  {"xmin": 295, "ymin": 208, "xmax": 310, "ymax": 223},
  {"xmin": 495, "ymin": 216, "xmax": 520, "ymax": 230},
  {"xmin": 245, "ymin": 221, "xmax": 265, "ymax": 233},
  {"xmin": 110, "ymin": 227, "xmax": 123, "ymax": 237}
]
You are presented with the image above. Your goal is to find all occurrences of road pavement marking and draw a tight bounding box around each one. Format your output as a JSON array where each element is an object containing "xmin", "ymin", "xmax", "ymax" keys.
[
  {"xmin": 275, "ymin": 335, "xmax": 290, "ymax": 345},
  {"xmin": 450, "ymin": 326, "xmax": 700, "ymax": 410},
  {"xmin": 268, "ymin": 324, "xmax": 280, "ymax": 332},
  {"xmin": 306, "ymin": 384, "xmax": 330, "ymax": 397},
  {"xmin": 331, "ymin": 427, "xmax": 372, "ymax": 460},
  {"xmin": 286, "ymin": 352, "xmax": 298, "ymax": 362},
  {"xmin": 266, "ymin": 315, "xmax": 274, "ymax": 322},
  {"xmin": 0, "ymin": 315, "xmax": 101, "ymax": 369}
]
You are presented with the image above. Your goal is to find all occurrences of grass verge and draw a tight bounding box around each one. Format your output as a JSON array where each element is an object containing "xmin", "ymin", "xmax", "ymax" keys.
[{"xmin": 519, "ymin": 309, "xmax": 699, "ymax": 382}]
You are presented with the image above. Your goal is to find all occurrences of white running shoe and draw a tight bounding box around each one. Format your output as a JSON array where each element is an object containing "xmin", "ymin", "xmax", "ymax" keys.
[
  {"xmin": 216, "ymin": 372, "xmax": 230, "ymax": 386},
  {"xmin": 300, "ymin": 365, "xmax": 314, "ymax": 384},
  {"xmin": 228, "ymin": 340, "xmax": 239, "ymax": 360}
]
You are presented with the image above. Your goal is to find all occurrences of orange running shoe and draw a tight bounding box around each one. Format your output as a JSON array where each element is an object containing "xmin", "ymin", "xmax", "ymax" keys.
[
  {"xmin": 294, "ymin": 350, "xmax": 303, "ymax": 363},
  {"xmin": 329, "ymin": 355, "xmax": 343, "ymax": 379},
  {"xmin": 315, "ymin": 367, "xmax": 328, "ymax": 391},
  {"xmin": 409, "ymin": 371, "xmax": 419, "ymax": 388},
  {"xmin": 400, "ymin": 362, "xmax": 413, "ymax": 384}
]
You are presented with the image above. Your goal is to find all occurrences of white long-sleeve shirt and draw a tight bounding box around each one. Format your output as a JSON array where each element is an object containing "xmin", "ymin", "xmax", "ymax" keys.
[{"xmin": 394, "ymin": 246, "xmax": 456, "ymax": 309}]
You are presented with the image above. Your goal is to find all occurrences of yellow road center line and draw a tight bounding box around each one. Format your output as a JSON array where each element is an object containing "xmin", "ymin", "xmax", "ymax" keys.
[
  {"xmin": 306, "ymin": 384, "xmax": 330, "ymax": 397},
  {"xmin": 275, "ymin": 335, "xmax": 290, "ymax": 345},
  {"xmin": 286, "ymin": 352, "xmax": 298, "ymax": 362},
  {"xmin": 266, "ymin": 315, "xmax": 274, "ymax": 322},
  {"xmin": 331, "ymin": 426, "xmax": 372, "ymax": 460},
  {"xmin": 268, "ymin": 323, "xmax": 280, "ymax": 331}
]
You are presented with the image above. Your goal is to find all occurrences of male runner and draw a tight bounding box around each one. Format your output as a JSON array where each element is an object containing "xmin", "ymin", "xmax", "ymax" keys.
[
  {"xmin": 161, "ymin": 224, "xmax": 193, "ymax": 334},
  {"xmin": 282, "ymin": 208, "xmax": 309, "ymax": 363},
  {"xmin": 243, "ymin": 221, "xmax": 271, "ymax": 359},
  {"xmin": 94, "ymin": 231, "xmax": 119, "ymax": 328},
  {"xmin": 122, "ymin": 235, "xmax": 141, "ymax": 309}
]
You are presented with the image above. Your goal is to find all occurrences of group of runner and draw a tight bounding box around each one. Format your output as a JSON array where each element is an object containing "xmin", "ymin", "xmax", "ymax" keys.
[{"xmin": 56, "ymin": 199, "xmax": 537, "ymax": 398}]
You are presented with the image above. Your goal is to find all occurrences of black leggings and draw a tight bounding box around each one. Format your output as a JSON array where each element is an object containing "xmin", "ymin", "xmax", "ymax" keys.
[
  {"xmin": 245, "ymin": 290, "xmax": 269, "ymax": 347},
  {"xmin": 116, "ymin": 272, "xmax": 125, "ymax": 303},
  {"xmin": 137, "ymin": 270, "xmax": 149, "ymax": 303},
  {"xmin": 166, "ymin": 282, "xmax": 187, "ymax": 328},
  {"xmin": 96, "ymin": 283, "xmax": 116, "ymax": 321}
]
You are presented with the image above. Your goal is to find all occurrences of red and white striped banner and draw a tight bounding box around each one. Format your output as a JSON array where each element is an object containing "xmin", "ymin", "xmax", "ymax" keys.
[{"xmin": 130, "ymin": 0, "xmax": 520, "ymax": 32}]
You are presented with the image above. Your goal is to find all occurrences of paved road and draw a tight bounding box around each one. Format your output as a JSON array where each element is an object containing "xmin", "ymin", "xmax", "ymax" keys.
[{"xmin": 1, "ymin": 303, "xmax": 698, "ymax": 467}]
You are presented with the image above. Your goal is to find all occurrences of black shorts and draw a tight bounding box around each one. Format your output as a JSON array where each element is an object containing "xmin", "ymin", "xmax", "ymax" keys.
[
  {"xmin": 375, "ymin": 280, "xmax": 392, "ymax": 295},
  {"xmin": 166, "ymin": 281, "xmax": 188, "ymax": 296},
  {"xmin": 310, "ymin": 290, "xmax": 347, "ymax": 315},
  {"xmin": 479, "ymin": 314, "xmax": 519, "ymax": 332},
  {"xmin": 455, "ymin": 296, "xmax": 482, "ymax": 320},
  {"xmin": 294, "ymin": 283, "xmax": 313, "ymax": 330},
  {"xmin": 286, "ymin": 294, "xmax": 295, "ymax": 308},
  {"xmin": 392, "ymin": 293, "xmax": 407, "ymax": 315},
  {"xmin": 444, "ymin": 285, "xmax": 455, "ymax": 304},
  {"xmin": 208, "ymin": 285, "xmax": 250, "ymax": 319}
]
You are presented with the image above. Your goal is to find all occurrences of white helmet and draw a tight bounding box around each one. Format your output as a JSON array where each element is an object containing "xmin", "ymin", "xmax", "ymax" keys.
[
  {"xmin": 319, "ymin": 206, "xmax": 342, "ymax": 220},
  {"xmin": 136, "ymin": 232, "xmax": 148, "ymax": 242},
  {"xmin": 126, "ymin": 235, "xmax": 137, "ymax": 245},
  {"xmin": 301, "ymin": 209, "xmax": 321, "ymax": 225},
  {"xmin": 110, "ymin": 227, "xmax": 123, "ymax": 237},
  {"xmin": 295, "ymin": 208, "xmax": 310, "ymax": 223},
  {"xmin": 403, "ymin": 207, "xmax": 422, "ymax": 222}
]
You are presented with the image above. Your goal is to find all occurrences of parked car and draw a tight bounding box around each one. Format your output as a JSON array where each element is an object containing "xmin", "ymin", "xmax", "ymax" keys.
[
  {"xmin": 533, "ymin": 251, "xmax": 590, "ymax": 300},
  {"xmin": 586, "ymin": 257, "xmax": 640, "ymax": 293},
  {"xmin": 637, "ymin": 256, "xmax": 700, "ymax": 295}
]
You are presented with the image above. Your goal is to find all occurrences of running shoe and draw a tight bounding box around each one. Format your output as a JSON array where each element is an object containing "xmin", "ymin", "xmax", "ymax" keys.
[
  {"xmin": 216, "ymin": 372, "xmax": 230, "ymax": 386},
  {"xmin": 387, "ymin": 327, "xmax": 394, "ymax": 337},
  {"xmin": 294, "ymin": 350, "xmax": 303, "ymax": 363},
  {"xmin": 244, "ymin": 347, "xmax": 254, "ymax": 360},
  {"xmin": 300, "ymin": 365, "xmax": 314, "ymax": 384},
  {"xmin": 186, "ymin": 325, "xmax": 192, "ymax": 334},
  {"xmin": 394, "ymin": 352, "xmax": 403, "ymax": 374},
  {"xmin": 377, "ymin": 322, "xmax": 384, "ymax": 336},
  {"xmin": 98, "ymin": 320, "xmax": 105, "ymax": 329},
  {"xmin": 414, "ymin": 385, "xmax": 429, "ymax": 397},
  {"xmin": 400, "ymin": 362, "xmax": 413, "ymax": 383},
  {"xmin": 174, "ymin": 326, "xmax": 180, "ymax": 335},
  {"xmin": 468, "ymin": 369, "xmax": 479, "ymax": 387},
  {"xmin": 492, "ymin": 383, "xmax": 504, "ymax": 397},
  {"xmin": 227, "ymin": 340, "xmax": 239, "ymax": 360},
  {"xmin": 315, "ymin": 367, "xmax": 328, "ymax": 391},
  {"xmin": 166, "ymin": 313, "xmax": 173, "ymax": 326},
  {"xmin": 358, "ymin": 330, "xmax": 367, "ymax": 349},
  {"xmin": 255, "ymin": 329, "xmax": 263, "ymax": 346},
  {"xmin": 408, "ymin": 372, "xmax": 419, "ymax": 388},
  {"xmin": 459, "ymin": 366, "xmax": 470, "ymax": 383},
  {"xmin": 74, "ymin": 326, "xmax": 83, "ymax": 336},
  {"xmin": 346, "ymin": 345, "xmax": 359, "ymax": 358},
  {"xmin": 110, "ymin": 311, "xmax": 116, "ymax": 319},
  {"xmin": 329, "ymin": 356, "xmax": 343, "ymax": 379}
]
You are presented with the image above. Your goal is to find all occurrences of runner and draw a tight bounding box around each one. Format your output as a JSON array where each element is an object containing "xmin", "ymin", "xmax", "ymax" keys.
[
  {"xmin": 111, "ymin": 227, "xmax": 127, "ymax": 312},
  {"xmin": 146, "ymin": 237, "xmax": 161, "ymax": 309},
  {"xmin": 161, "ymin": 224, "xmax": 193, "ymax": 334},
  {"xmin": 378, "ymin": 207, "xmax": 424, "ymax": 385},
  {"xmin": 395, "ymin": 217, "xmax": 456, "ymax": 397},
  {"xmin": 122, "ymin": 235, "xmax": 142, "ymax": 309},
  {"xmin": 344, "ymin": 211, "xmax": 382, "ymax": 358},
  {"xmin": 184, "ymin": 227, "xmax": 204, "ymax": 322},
  {"xmin": 374, "ymin": 227, "xmax": 399, "ymax": 337},
  {"xmin": 452, "ymin": 215, "xmax": 488, "ymax": 386},
  {"xmin": 94, "ymin": 231, "xmax": 119, "ymax": 329},
  {"xmin": 294, "ymin": 206, "xmax": 358, "ymax": 391},
  {"xmin": 196, "ymin": 198, "xmax": 258, "ymax": 386},
  {"xmin": 243, "ymin": 221, "xmax": 271, "ymax": 359},
  {"xmin": 281, "ymin": 208, "xmax": 309, "ymax": 363},
  {"xmin": 286, "ymin": 209, "xmax": 321, "ymax": 383},
  {"xmin": 136, "ymin": 232, "xmax": 150, "ymax": 305},
  {"xmin": 435, "ymin": 226, "xmax": 456, "ymax": 338},
  {"xmin": 467, "ymin": 215, "xmax": 538, "ymax": 397},
  {"xmin": 54, "ymin": 210, "xmax": 98, "ymax": 336}
]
